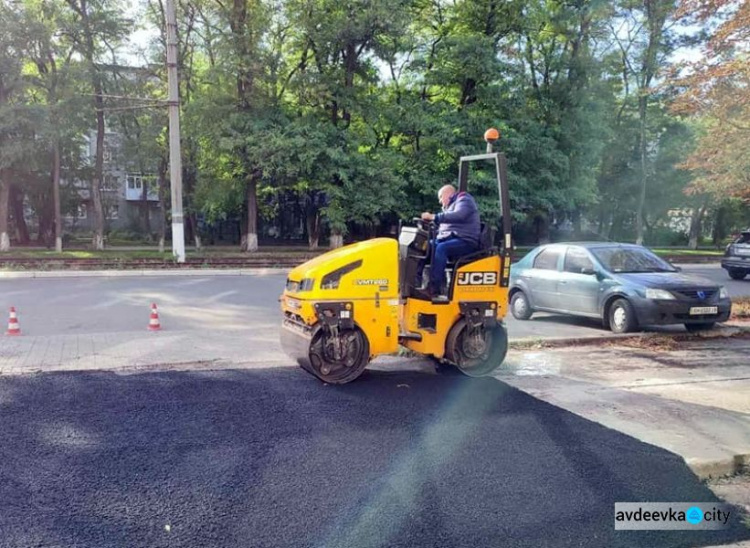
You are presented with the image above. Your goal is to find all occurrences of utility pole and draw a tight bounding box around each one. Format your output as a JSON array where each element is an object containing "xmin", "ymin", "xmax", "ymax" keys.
[
  {"xmin": 165, "ymin": 0, "xmax": 185, "ymax": 262},
  {"xmin": 53, "ymin": 142, "xmax": 62, "ymax": 253}
]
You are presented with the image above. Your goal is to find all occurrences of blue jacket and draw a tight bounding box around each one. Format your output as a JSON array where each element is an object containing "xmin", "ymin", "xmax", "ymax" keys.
[{"xmin": 435, "ymin": 191, "xmax": 480, "ymax": 245}]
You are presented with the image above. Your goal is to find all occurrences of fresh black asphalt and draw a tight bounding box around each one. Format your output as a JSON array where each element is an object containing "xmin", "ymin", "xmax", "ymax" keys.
[{"xmin": 0, "ymin": 366, "xmax": 748, "ymax": 548}]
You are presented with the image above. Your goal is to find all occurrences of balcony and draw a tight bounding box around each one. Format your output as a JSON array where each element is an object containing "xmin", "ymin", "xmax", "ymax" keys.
[{"xmin": 126, "ymin": 174, "xmax": 159, "ymax": 202}]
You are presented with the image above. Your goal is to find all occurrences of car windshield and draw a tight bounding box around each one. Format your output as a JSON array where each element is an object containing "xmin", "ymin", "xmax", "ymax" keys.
[
  {"xmin": 591, "ymin": 247, "xmax": 677, "ymax": 273},
  {"xmin": 736, "ymin": 233, "xmax": 750, "ymax": 244}
]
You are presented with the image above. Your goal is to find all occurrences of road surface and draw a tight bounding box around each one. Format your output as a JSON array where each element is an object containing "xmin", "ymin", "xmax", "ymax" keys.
[
  {"xmin": 1, "ymin": 264, "xmax": 745, "ymax": 340},
  {"xmin": 1, "ymin": 367, "xmax": 748, "ymax": 548},
  {"xmin": 1, "ymin": 265, "xmax": 749, "ymax": 547}
]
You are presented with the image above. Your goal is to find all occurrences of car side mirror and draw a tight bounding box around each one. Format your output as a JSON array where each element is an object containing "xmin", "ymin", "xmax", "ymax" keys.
[
  {"xmin": 580, "ymin": 267, "xmax": 596, "ymax": 276},
  {"xmin": 673, "ymin": 265, "xmax": 682, "ymax": 272}
]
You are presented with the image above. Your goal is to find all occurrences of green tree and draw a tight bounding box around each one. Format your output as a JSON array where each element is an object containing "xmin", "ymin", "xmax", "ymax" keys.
[
  {"xmin": 278, "ymin": 0, "xmax": 413, "ymax": 247},
  {"xmin": 62, "ymin": 0, "xmax": 131, "ymax": 249},
  {"xmin": 0, "ymin": 3, "xmax": 42, "ymax": 251},
  {"xmin": 22, "ymin": 0, "xmax": 91, "ymax": 251}
]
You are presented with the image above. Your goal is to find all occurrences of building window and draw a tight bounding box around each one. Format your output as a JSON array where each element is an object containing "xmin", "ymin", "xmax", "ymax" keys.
[
  {"xmin": 102, "ymin": 175, "xmax": 119, "ymax": 192},
  {"xmin": 77, "ymin": 204, "xmax": 88, "ymax": 219},
  {"xmin": 108, "ymin": 204, "xmax": 119, "ymax": 220},
  {"xmin": 103, "ymin": 143, "xmax": 113, "ymax": 163}
]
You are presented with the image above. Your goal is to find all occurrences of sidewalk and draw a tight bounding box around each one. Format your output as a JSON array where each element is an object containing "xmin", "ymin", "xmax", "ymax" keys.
[
  {"xmin": 496, "ymin": 337, "xmax": 750, "ymax": 479},
  {"xmin": 0, "ymin": 267, "xmax": 289, "ymax": 278},
  {"xmin": 0, "ymin": 328, "xmax": 290, "ymax": 375}
]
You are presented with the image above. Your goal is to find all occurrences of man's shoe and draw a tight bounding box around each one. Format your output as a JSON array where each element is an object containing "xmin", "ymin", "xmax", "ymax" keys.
[
  {"xmin": 431, "ymin": 294, "xmax": 449, "ymax": 303},
  {"xmin": 412, "ymin": 288, "xmax": 433, "ymax": 300}
]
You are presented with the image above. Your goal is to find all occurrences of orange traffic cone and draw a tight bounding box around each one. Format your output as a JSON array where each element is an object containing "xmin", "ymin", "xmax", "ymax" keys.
[
  {"xmin": 6, "ymin": 307, "xmax": 20, "ymax": 336},
  {"xmin": 148, "ymin": 303, "xmax": 161, "ymax": 331}
]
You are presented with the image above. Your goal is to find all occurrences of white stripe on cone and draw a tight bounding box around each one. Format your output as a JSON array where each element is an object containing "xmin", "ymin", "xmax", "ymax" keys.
[
  {"xmin": 149, "ymin": 303, "xmax": 161, "ymax": 331},
  {"xmin": 6, "ymin": 307, "xmax": 20, "ymax": 336}
]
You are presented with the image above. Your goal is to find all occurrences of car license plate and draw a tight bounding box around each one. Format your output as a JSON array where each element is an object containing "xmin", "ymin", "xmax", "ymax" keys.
[{"xmin": 689, "ymin": 306, "xmax": 718, "ymax": 315}]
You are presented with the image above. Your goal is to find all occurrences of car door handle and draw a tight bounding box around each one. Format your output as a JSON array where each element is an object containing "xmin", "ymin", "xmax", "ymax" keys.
[{"xmin": 559, "ymin": 281, "xmax": 568, "ymax": 284}]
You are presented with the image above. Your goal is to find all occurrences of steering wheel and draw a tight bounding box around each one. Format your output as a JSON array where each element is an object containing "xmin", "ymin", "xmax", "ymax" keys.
[{"xmin": 412, "ymin": 217, "xmax": 434, "ymax": 232}]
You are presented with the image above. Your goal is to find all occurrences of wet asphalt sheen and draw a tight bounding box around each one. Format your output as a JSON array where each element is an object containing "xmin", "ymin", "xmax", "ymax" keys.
[{"xmin": 1, "ymin": 367, "xmax": 748, "ymax": 548}]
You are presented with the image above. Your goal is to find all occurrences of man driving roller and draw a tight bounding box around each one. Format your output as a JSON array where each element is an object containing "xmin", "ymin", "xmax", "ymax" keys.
[{"xmin": 419, "ymin": 184, "xmax": 481, "ymax": 298}]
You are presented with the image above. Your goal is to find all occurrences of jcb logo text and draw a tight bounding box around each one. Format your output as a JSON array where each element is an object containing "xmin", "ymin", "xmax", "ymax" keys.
[{"xmin": 457, "ymin": 272, "xmax": 497, "ymax": 286}]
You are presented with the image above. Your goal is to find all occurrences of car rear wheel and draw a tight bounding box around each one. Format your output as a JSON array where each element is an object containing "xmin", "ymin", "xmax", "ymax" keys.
[
  {"xmin": 685, "ymin": 322, "xmax": 716, "ymax": 332},
  {"xmin": 728, "ymin": 268, "xmax": 748, "ymax": 280},
  {"xmin": 608, "ymin": 298, "xmax": 638, "ymax": 334},
  {"xmin": 510, "ymin": 291, "xmax": 533, "ymax": 320}
]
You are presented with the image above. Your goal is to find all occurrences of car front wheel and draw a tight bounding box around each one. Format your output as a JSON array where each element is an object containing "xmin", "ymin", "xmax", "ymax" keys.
[
  {"xmin": 728, "ymin": 268, "xmax": 748, "ymax": 280},
  {"xmin": 608, "ymin": 298, "xmax": 638, "ymax": 334},
  {"xmin": 510, "ymin": 291, "xmax": 533, "ymax": 320}
]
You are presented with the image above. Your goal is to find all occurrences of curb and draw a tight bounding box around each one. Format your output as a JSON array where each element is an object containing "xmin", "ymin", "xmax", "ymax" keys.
[
  {"xmin": 669, "ymin": 258, "xmax": 723, "ymax": 265},
  {"xmin": 509, "ymin": 324, "xmax": 750, "ymax": 349},
  {"xmin": 509, "ymin": 333, "xmax": 639, "ymax": 348},
  {"xmin": 509, "ymin": 333, "xmax": 640, "ymax": 349},
  {"xmin": 0, "ymin": 268, "xmax": 291, "ymax": 278},
  {"xmin": 687, "ymin": 454, "xmax": 750, "ymax": 480}
]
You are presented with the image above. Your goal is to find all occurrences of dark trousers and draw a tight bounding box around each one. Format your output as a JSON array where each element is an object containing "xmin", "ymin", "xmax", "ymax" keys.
[{"xmin": 418, "ymin": 236, "xmax": 478, "ymax": 293}]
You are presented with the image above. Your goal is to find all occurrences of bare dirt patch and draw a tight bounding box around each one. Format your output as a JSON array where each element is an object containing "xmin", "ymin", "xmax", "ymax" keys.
[{"xmin": 732, "ymin": 297, "xmax": 750, "ymax": 321}]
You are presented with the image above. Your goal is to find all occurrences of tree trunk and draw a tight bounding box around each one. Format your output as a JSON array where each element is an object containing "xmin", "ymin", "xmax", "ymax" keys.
[
  {"xmin": 10, "ymin": 185, "xmax": 30, "ymax": 245},
  {"xmin": 0, "ymin": 177, "xmax": 10, "ymax": 251},
  {"xmin": 571, "ymin": 210, "xmax": 582, "ymax": 240},
  {"xmin": 72, "ymin": 0, "xmax": 106, "ymax": 250},
  {"xmin": 712, "ymin": 203, "xmax": 727, "ymax": 247},
  {"xmin": 192, "ymin": 214, "xmax": 202, "ymax": 250},
  {"xmin": 37, "ymin": 215, "xmax": 53, "ymax": 247},
  {"xmin": 330, "ymin": 231, "xmax": 343, "ymax": 249},
  {"xmin": 53, "ymin": 142, "xmax": 63, "ymax": 252},
  {"xmin": 91, "ymin": 111, "xmax": 106, "ymax": 250},
  {"xmin": 596, "ymin": 203, "xmax": 607, "ymax": 238},
  {"xmin": 158, "ymin": 155, "xmax": 168, "ymax": 253},
  {"xmin": 688, "ymin": 200, "xmax": 708, "ymax": 250},
  {"xmin": 635, "ymin": 96, "xmax": 648, "ymax": 246},
  {"xmin": 230, "ymin": 0, "xmax": 258, "ymax": 253},
  {"xmin": 635, "ymin": 0, "xmax": 670, "ymax": 246},
  {"xmin": 141, "ymin": 178, "xmax": 151, "ymax": 238},
  {"xmin": 535, "ymin": 212, "xmax": 550, "ymax": 244},
  {"xmin": 608, "ymin": 210, "xmax": 618, "ymax": 241},
  {"xmin": 184, "ymin": 212, "xmax": 201, "ymax": 249},
  {"xmin": 244, "ymin": 177, "xmax": 258, "ymax": 252},
  {"xmin": 240, "ymin": 195, "xmax": 248, "ymax": 250},
  {"xmin": 306, "ymin": 206, "xmax": 320, "ymax": 250}
]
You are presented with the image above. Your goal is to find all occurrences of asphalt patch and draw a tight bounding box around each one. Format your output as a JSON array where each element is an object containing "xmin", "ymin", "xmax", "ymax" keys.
[{"xmin": 0, "ymin": 367, "xmax": 748, "ymax": 548}]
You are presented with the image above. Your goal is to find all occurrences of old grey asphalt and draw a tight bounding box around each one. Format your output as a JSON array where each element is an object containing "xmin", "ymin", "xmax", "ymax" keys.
[{"xmin": 1, "ymin": 264, "xmax": 746, "ymax": 340}]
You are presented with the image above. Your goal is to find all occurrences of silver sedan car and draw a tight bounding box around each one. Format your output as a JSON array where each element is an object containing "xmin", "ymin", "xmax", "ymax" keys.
[{"xmin": 509, "ymin": 243, "xmax": 732, "ymax": 333}]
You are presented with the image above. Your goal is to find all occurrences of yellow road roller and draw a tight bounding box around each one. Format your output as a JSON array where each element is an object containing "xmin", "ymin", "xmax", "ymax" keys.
[{"xmin": 279, "ymin": 130, "xmax": 513, "ymax": 384}]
